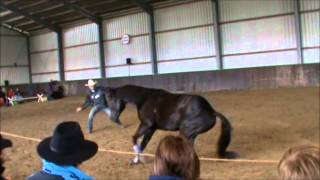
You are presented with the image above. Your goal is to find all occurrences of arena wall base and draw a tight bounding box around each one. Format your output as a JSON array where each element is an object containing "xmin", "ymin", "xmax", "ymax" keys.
[{"xmin": 10, "ymin": 64, "xmax": 320, "ymax": 96}]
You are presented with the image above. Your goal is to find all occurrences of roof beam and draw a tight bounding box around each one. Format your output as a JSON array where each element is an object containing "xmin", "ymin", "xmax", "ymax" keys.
[
  {"xmin": 131, "ymin": 0, "xmax": 152, "ymax": 14},
  {"xmin": 0, "ymin": 1, "xmax": 60, "ymax": 32},
  {"xmin": 0, "ymin": 23, "xmax": 29, "ymax": 36},
  {"xmin": 53, "ymin": 0, "xmax": 100, "ymax": 23}
]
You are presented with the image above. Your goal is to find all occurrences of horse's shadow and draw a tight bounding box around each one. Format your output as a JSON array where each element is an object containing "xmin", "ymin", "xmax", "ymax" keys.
[
  {"xmin": 201, "ymin": 151, "xmax": 239, "ymax": 159},
  {"xmin": 94, "ymin": 126, "xmax": 108, "ymax": 133},
  {"xmin": 93, "ymin": 123, "xmax": 133, "ymax": 133}
]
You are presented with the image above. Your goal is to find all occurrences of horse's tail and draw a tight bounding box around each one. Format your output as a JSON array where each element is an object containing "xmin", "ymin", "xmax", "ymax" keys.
[{"xmin": 215, "ymin": 111, "xmax": 232, "ymax": 157}]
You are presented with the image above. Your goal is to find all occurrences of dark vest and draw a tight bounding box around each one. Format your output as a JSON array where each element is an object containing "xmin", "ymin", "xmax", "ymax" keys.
[{"xmin": 27, "ymin": 171, "xmax": 64, "ymax": 180}]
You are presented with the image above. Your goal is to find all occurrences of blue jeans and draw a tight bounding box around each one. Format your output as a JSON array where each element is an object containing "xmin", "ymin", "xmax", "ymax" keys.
[{"xmin": 87, "ymin": 105, "xmax": 123, "ymax": 133}]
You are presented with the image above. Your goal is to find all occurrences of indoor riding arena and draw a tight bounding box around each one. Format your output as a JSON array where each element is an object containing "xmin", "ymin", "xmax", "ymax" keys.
[{"xmin": 0, "ymin": 0, "xmax": 319, "ymax": 180}]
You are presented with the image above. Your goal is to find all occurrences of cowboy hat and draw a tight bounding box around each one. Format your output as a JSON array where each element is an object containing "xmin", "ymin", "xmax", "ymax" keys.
[
  {"xmin": 84, "ymin": 79, "xmax": 97, "ymax": 87},
  {"xmin": 0, "ymin": 135, "xmax": 12, "ymax": 150},
  {"xmin": 37, "ymin": 121, "xmax": 98, "ymax": 165}
]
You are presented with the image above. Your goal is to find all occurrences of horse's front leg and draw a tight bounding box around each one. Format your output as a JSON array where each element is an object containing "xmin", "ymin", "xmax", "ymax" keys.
[
  {"xmin": 131, "ymin": 123, "xmax": 152, "ymax": 165},
  {"xmin": 140, "ymin": 128, "xmax": 155, "ymax": 151},
  {"xmin": 110, "ymin": 100, "xmax": 126, "ymax": 126}
]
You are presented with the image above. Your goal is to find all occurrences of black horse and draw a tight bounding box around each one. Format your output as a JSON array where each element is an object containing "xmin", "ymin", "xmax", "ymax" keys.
[{"xmin": 105, "ymin": 85, "xmax": 232, "ymax": 164}]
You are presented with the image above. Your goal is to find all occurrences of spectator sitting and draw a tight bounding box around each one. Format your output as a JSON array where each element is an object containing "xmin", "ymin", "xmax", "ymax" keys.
[
  {"xmin": 278, "ymin": 145, "xmax": 320, "ymax": 180},
  {"xmin": 6, "ymin": 89, "xmax": 16, "ymax": 106},
  {"xmin": 47, "ymin": 80, "xmax": 64, "ymax": 101},
  {"xmin": 149, "ymin": 135, "xmax": 200, "ymax": 180},
  {"xmin": 1, "ymin": 135, "xmax": 12, "ymax": 180},
  {"xmin": 14, "ymin": 88, "xmax": 24, "ymax": 102},
  {"xmin": 0, "ymin": 88, "xmax": 5, "ymax": 107},
  {"xmin": 28, "ymin": 121, "xmax": 98, "ymax": 180},
  {"xmin": 6, "ymin": 89, "xmax": 14, "ymax": 100}
]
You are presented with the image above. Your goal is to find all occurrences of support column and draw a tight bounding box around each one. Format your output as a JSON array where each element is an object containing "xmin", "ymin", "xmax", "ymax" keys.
[
  {"xmin": 57, "ymin": 29, "xmax": 65, "ymax": 81},
  {"xmin": 293, "ymin": 0, "xmax": 303, "ymax": 64},
  {"xmin": 26, "ymin": 36, "xmax": 32, "ymax": 83},
  {"xmin": 97, "ymin": 19, "xmax": 106, "ymax": 78},
  {"xmin": 148, "ymin": 10, "xmax": 158, "ymax": 74},
  {"xmin": 212, "ymin": 0, "xmax": 223, "ymax": 70}
]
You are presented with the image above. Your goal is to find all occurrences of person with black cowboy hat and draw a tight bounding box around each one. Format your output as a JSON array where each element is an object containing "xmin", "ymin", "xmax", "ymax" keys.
[
  {"xmin": 28, "ymin": 121, "xmax": 97, "ymax": 180},
  {"xmin": 76, "ymin": 79, "xmax": 124, "ymax": 133}
]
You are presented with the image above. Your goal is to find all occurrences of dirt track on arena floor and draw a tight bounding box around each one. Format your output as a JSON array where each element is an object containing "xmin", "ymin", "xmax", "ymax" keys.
[{"xmin": 1, "ymin": 87, "xmax": 319, "ymax": 180}]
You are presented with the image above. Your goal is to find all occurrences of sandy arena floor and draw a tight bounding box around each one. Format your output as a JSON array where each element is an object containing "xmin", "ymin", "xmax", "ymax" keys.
[{"xmin": 1, "ymin": 87, "xmax": 319, "ymax": 180}]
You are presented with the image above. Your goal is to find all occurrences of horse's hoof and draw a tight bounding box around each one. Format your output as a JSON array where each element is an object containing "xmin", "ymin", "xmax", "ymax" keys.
[
  {"xmin": 130, "ymin": 161, "xmax": 142, "ymax": 165},
  {"xmin": 117, "ymin": 124, "xmax": 125, "ymax": 128},
  {"xmin": 129, "ymin": 158, "xmax": 143, "ymax": 165}
]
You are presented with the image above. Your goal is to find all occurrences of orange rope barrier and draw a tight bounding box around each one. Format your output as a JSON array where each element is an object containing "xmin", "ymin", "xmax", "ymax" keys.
[{"xmin": 1, "ymin": 131, "xmax": 278, "ymax": 164}]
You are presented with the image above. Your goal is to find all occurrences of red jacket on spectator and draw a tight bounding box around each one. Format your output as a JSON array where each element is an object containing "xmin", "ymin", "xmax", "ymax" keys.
[{"xmin": 7, "ymin": 89, "xmax": 15, "ymax": 99}]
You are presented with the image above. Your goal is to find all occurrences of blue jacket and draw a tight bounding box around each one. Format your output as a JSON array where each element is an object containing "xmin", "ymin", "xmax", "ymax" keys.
[{"xmin": 149, "ymin": 175, "xmax": 185, "ymax": 180}]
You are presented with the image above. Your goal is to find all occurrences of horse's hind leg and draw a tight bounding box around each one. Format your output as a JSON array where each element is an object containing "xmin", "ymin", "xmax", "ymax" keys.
[{"xmin": 180, "ymin": 114, "xmax": 216, "ymax": 145}]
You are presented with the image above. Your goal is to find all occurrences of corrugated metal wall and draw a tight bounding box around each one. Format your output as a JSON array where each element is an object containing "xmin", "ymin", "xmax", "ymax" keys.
[
  {"xmin": 300, "ymin": 0, "xmax": 320, "ymax": 64},
  {"xmin": 0, "ymin": 67, "xmax": 29, "ymax": 85},
  {"xmin": 103, "ymin": 12, "xmax": 152, "ymax": 78},
  {"xmin": 30, "ymin": 32, "xmax": 60, "ymax": 83},
  {"xmin": 300, "ymin": 0, "xmax": 320, "ymax": 11},
  {"xmin": 220, "ymin": 0, "xmax": 298, "ymax": 69},
  {"xmin": 155, "ymin": 0, "xmax": 217, "ymax": 74},
  {"xmin": 16, "ymin": 0, "xmax": 318, "ymax": 84},
  {"xmin": 0, "ymin": 27, "xmax": 29, "ymax": 85},
  {"xmin": 219, "ymin": 0, "xmax": 294, "ymax": 21},
  {"xmin": 63, "ymin": 23, "xmax": 101, "ymax": 80}
]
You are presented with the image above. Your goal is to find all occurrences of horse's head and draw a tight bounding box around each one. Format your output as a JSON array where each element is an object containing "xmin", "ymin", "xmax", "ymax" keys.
[
  {"xmin": 104, "ymin": 87, "xmax": 121, "ymax": 121},
  {"xmin": 104, "ymin": 87, "xmax": 115, "ymax": 106}
]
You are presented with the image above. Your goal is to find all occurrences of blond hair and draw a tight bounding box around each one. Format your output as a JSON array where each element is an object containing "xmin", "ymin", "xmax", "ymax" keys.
[
  {"xmin": 278, "ymin": 145, "xmax": 320, "ymax": 180},
  {"xmin": 153, "ymin": 135, "xmax": 200, "ymax": 180}
]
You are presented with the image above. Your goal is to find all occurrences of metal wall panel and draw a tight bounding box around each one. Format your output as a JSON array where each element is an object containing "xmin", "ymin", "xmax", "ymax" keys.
[
  {"xmin": 1, "ymin": 36, "xmax": 28, "ymax": 66},
  {"xmin": 154, "ymin": 1, "xmax": 213, "ymax": 32},
  {"xmin": 105, "ymin": 35, "xmax": 151, "ymax": 66},
  {"xmin": 105, "ymin": 63, "xmax": 152, "ymax": 78},
  {"xmin": 32, "ymin": 73, "xmax": 60, "ymax": 83},
  {"xmin": 64, "ymin": 23, "xmax": 98, "ymax": 47},
  {"xmin": 303, "ymin": 49, "xmax": 320, "ymax": 64},
  {"xmin": 106, "ymin": 66, "xmax": 130, "ymax": 78},
  {"xmin": 300, "ymin": 0, "xmax": 320, "ymax": 11},
  {"xmin": 63, "ymin": 23, "xmax": 100, "ymax": 81},
  {"xmin": 156, "ymin": 26, "xmax": 215, "ymax": 61},
  {"xmin": 0, "ymin": 27, "xmax": 29, "ymax": 85},
  {"xmin": 30, "ymin": 32, "xmax": 57, "ymax": 52},
  {"xmin": 158, "ymin": 57, "xmax": 218, "ymax": 74},
  {"xmin": 65, "ymin": 69, "xmax": 100, "ymax": 81},
  {"xmin": 103, "ymin": 12, "xmax": 149, "ymax": 40},
  {"xmin": 30, "ymin": 32, "xmax": 59, "ymax": 83},
  {"xmin": 301, "ymin": 11, "xmax": 320, "ymax": 47},
  {"xmin": 64, "ymin": 44, "xmax": 100, "ymax": 70},
  {"xmin": 223, "ymin": 50, "xmax": 298, "ymax": 69},
  {"xmin": 31, "ymin": 51, "xmax": 59, "ymax": 73},
  {"xmin": 220, "ymin": 0, "xmax": 294, "ymax": 22},
  {"xmin": 0, "ymin": 67, "xmax": 29, "ymax": 85},
  {"xmin": 221, "ymin": 15, "xmax": 296, "ymax": 55}
]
